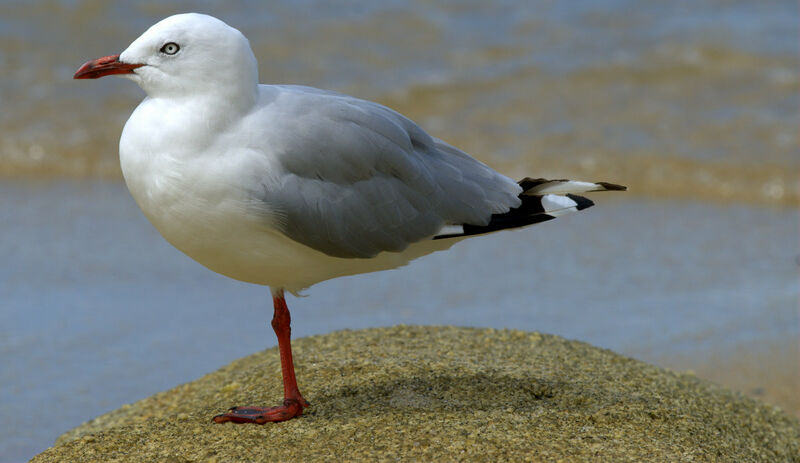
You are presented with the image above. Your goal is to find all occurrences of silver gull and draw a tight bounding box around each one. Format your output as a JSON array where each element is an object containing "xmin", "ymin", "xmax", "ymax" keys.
[{"xmin": 74, "ymin": 13, "xmax": 626, "ymax": 423}]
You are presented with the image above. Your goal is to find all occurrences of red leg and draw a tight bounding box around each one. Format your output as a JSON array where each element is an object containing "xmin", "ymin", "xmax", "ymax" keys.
[{"xmin": 213, "ymin": 289, "xmax": 309, "ymax": 424}]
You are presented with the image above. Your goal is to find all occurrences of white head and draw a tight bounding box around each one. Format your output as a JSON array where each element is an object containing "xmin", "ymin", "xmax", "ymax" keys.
[{"xmin": 75, "ymin": 13, "xmax": 258, "ymax": 103}]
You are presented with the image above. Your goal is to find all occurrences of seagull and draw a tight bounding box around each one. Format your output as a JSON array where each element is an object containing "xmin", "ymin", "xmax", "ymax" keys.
[{"xmin": 74, "ymin": 13, "xmax": 625, "ymax": 424}]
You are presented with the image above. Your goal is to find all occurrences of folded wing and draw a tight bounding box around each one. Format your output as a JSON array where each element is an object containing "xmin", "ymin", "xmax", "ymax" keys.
[{"xmin": 259, "ymin": 86, "xmax": 522, "ymax": 258}]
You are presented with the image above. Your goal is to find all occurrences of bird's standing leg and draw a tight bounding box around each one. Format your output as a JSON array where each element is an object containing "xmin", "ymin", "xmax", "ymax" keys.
[{"xmin": 213, "ymin": 289, "xmax": 309, "ymax": 423}]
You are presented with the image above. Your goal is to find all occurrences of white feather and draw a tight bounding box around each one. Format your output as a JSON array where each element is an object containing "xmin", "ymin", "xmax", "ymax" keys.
[
  {"xmin": 540, "ymin": 194, "xmax": 579, "ymax": 216},
  {"xmin": 524, "ymin": 180, "xmax": 604, "ymax": 195}
]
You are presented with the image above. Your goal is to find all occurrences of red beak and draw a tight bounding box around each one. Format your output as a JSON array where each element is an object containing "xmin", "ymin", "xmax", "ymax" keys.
[{"xmin": 73, "ymin": 54, "xmax": 143, "ymax": 79}]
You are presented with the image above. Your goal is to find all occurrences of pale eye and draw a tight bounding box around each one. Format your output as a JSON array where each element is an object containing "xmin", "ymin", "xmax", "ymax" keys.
[{"xmin": 160, "ymin": 42, "xmax": 180, "ymax": 55}]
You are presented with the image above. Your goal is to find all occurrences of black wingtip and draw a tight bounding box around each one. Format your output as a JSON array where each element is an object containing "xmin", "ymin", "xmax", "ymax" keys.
[
  {"xmin": 596, "ymin": 182, "xmax": 627, "ymax": 191},
  {"xmin": 566, "ymin": 194, "xmax": 594, "ymax": 211}
]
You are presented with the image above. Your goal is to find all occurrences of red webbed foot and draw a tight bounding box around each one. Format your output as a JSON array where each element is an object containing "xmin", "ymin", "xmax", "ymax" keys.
[
  {"xmin": 212, "ymin": 397, "xmax": 308, "ymax": 424},
  {"xmin": 213, "ymin": 290, "xmax": 308, "ymax": 424}
]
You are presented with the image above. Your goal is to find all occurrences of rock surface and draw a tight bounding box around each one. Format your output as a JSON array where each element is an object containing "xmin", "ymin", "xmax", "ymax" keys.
[{"xmin": 33, "ymin": 326, "xmax": 799, "ymax": 462}]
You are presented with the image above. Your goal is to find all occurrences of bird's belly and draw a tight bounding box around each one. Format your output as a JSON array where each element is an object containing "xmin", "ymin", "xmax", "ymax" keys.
[
  {"xmin": 119, "ymin": 155, "xmax": 379, "ymax": 290},
  {"xmin": 119, "ymin": 150, "xmax": 460, "ymax": 292}
]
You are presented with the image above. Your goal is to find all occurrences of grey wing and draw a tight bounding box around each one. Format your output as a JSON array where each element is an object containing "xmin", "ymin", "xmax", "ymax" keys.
[{"xmin": 260, "ymin": 87, "xmax": 522, "ymax": 258}]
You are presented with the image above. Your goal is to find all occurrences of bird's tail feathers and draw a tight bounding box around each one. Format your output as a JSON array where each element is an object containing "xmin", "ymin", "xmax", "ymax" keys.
[
  {"xmin": 518, "ymin": 177, "xmax": 627, "ymax": 195},
  {"xmin": 432, "ymin": 177, "xmax": 626, "ymax": 240}
]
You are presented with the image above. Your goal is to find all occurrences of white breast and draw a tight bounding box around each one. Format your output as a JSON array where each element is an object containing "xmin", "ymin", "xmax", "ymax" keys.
[{"xmin": 120, "ymin": 99, "xmax": 275, "ymax": 279}]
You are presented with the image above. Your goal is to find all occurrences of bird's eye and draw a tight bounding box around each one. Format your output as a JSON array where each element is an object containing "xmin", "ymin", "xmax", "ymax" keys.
[{"xmin": 160, "ymin": 42, "xmax": 180, "ymax": 55}]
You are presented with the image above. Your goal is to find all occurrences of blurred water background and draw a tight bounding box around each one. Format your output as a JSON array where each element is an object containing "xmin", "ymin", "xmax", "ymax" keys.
[{"xmin": 1, "ymin": 1, "xmax": 798, "ymax": 461}]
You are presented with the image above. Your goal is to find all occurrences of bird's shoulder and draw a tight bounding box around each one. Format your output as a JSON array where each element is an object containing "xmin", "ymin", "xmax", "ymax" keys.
[
  {"xmin": 258, "ymin": 85, "xmax": 433, "ymax": 147},
  {"xmin": 248, "ymin": 84, "xmax": 438, "ymax": 183}
]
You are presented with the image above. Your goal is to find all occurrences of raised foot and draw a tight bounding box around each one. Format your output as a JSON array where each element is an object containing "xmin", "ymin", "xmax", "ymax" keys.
[{"xmin": 212, "ymin": 398, "xmax": 309, "ymax": 424}]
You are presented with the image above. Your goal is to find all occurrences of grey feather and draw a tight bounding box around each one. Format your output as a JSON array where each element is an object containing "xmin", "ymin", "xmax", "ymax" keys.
[{"xmin": 257, "ymin": 86, "xmax": 521, "ymax": 258}]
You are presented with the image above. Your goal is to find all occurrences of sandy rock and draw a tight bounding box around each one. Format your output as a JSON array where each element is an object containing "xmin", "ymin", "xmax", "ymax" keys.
[{"xmin": 32, "ymin": 326, "xmax": 799, "ymax": 462}]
